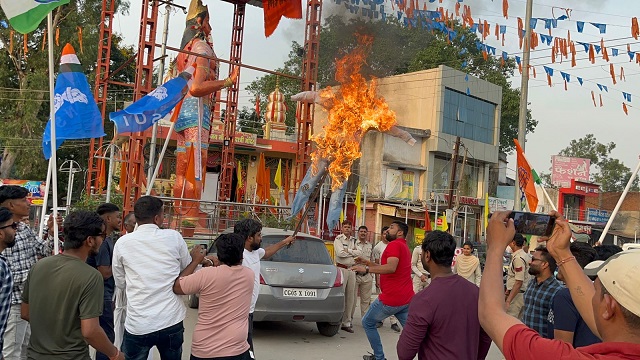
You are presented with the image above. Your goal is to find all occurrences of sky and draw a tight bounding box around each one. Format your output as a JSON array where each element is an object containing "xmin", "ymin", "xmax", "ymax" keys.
[{"xmin": 115, "ymin": 0, "xmax": 640, "ymax": 182}]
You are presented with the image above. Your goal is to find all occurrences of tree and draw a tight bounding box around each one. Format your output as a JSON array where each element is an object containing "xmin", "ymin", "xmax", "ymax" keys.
[
  {"xmin": 237, "ymin": 106, "xmax": 264, "ymax": 137},
  {"xmin": 0, "ymin": 0, "xmax": 135, "ymax": 204},
  {"xmin": 555, "ymin": 134, "xmax": 639, "ymax": 192}
]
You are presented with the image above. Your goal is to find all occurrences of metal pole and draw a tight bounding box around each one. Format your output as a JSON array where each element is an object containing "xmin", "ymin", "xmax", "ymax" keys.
[
  {"xmin": 597, "ymin": 157, "xmax": 640, "ymax": 244},
  {"xmin": 515, "ymin": 0, "xmax": 534, "ymax": 210},
  {"xmin": 38, "ymin": 159, "xmax": 53, "ymax": 240},
  {"xmin": 405, "ymin": 200, "xmax": 409, "ymax": 224},
  {"xmin": 538, "ymin": 184, "xmax": 558, "ymax": 211},
  {"xmin": 146, "ymin": 122, "xmax": 175, "ymax": 196},
  {"xmin": 106, "ymin": 144, "xmax": 115, "ymax": 202},
  {"xmin": 435, "ymin": 192, "xmax": 439, "ymax": 230},
  {"xmin": 463, "ymin": 207, "xmax": 468, "ymax": 243},
  {"xmin": 47, "ymin": 13, "xmax": 60, "ymax": 255},
  {"xmin": 147, "ymin": 2, "xmax": 172, "ymax": 182},
  {"xmin": 66, "ymin": 161, "xmax": 73, "ymax": 210}
]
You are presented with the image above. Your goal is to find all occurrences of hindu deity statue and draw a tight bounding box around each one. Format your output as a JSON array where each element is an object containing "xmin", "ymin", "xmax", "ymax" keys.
[{"xmin": 172, "ymin": 0, "xmax": 238, "ymax": 216}]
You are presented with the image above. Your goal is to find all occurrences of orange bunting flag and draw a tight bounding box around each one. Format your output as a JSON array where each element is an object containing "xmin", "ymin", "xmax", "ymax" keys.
[
  {"xmin": 532, "ymin": 66, "xmax": 536, "ymax": 78},
  {"xmin": 423, "ymin": 2, "xmax": 426, "ymax": 11},
  {"xmin": 600, "ymin": 94, "xmax": 604, "ymax": 107},
  {"xmin": 547, "ymin": 73, "xmax": 552, "ymax": 86},
  {"xmin": 41, "ymin": 29, "xmax": 46, "ymax": 51},
  {"xmin": 495, "ymin": 23, "xmax": 499, "ymax": 40},
  {"xmin": 483, "ymin": 20, "xmax": 489, "ymax": 40},
  {"xmin": 551, "ymin": 46, "xmax": 556, "ymax": 63},
  {"xmin": 570, "ymin": 41, "xmax": 577, "ymax": 67},
  {"xmin": 620, "ymin": 66, "xmax": 626, "ymax": 81},
  {"xmin": 23, "ymin": 34, "xmax": 27, "ymax": 55},
  {"xmin": 623, "ymin": 102, "xmax": 629, "ymax": 115},
  {"xmin": 502, "ymin": 33, "xmax": 505, "ymax": 46},
  {"xmin": 518, "ymin": 17, "xmax": 524, "ymax": 49},
  {"xmin": 591, "ymin": 91, "xmax": 597, "ymax": 107},
  {"xmin": 514, "ymin": 139, "xmax": 539, "ymax": 212},
  {"xmin": 610, "ymin": 63, "xmax": 617, "ymax": 85},
  {"xmin": 564, "ymin": 80, "xmax": 568, "ymax": 91},
  {"xmin": 602, "ymin": 39, "xmax": 609, "ymax": 62},
  {"xmin": 589, "ymin": 44, "xmax": 596, "ymax": 64},
  {"xmin": 503, "ymin": 0, "xmax": 509, "ymax": 19},
  {"xmin": 501, "ymin": 57, "xmax": 505, "ymax": 67},
  {"xmin": 633, "ymin": 17, "xmax": 639, "ymax": 40},
  {"xmin": 263, "ymin": 0, "xmax": 302, "ymax": 37},
  {"xmin": 77, "ymin": 27, "xmax": 83, "ymax": 54},
  {"xmin": 55, "ymin": 27, "xmax": 59, "ymax": 46},
  {"xmin": 482, "ymin": 50, "xmax": 488, "ymax": 61},
  {"xmin": 518, "ymin": 62, "xmax": 522, "ymax": 74},
  {"xmin": 455, "ymin": 1, "xmax": 460, "ymax": 16},
  {"xmin": 530, "ymin": 30, "xmax": 538, "ymax": 49}
]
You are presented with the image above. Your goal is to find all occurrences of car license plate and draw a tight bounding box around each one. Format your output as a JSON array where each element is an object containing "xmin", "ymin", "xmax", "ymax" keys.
[{"xmin": 283, "ymin": 288, "xmax": 317, "ymax": 298}]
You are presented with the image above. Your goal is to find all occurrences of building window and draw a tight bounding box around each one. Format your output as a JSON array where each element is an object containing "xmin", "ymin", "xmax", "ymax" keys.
[{"xmin": 442, "ymin": 88, "xmax": 496, "ymax": 144}]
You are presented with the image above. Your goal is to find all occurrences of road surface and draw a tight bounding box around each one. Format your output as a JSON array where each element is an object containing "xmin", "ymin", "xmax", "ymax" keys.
[{"xmin": 148, "ymin": 299, "xmax": 504, "ymax": 360}]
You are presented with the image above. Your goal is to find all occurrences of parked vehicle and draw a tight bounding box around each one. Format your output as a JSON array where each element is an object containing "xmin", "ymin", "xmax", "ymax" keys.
[{"xmin": 190, "ymin": 228, "xmax": 345, "ymax": 337}]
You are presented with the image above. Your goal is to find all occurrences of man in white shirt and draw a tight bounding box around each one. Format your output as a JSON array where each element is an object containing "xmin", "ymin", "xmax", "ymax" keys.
[
  {"xmin": 371, "ymin": 226, "xmax": 400, "ymax": 332},
  {"xmin": 112, "ymin": 196, "xmax": 203, "ymax": 360},
  {"xmin": 355, "ymin": 226, "xmax": 373, "ymax": 317},
  {"xmin": 234, "ymin": 219, "xmax": 294, "ymax": 359},
  {"xmin": 411, "ymin": 245, "xmax": 430, "ymax": 293}
]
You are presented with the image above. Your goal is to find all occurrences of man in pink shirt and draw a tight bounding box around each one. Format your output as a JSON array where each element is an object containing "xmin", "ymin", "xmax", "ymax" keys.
[
  {"xmin": 174, "ymin": 233, "xmax": 254, "ymax": 360},
  {"xmin": 480, "ymin": 211, "xmax": 640, "ymax": 360}
]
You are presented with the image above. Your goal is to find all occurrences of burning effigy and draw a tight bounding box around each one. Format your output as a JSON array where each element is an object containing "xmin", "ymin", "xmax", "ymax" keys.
[{"xmin": 290, "ymin": 35, "xmax": 416, "ymax": 232}]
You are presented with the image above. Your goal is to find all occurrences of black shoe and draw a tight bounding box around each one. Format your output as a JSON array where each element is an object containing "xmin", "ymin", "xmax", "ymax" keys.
[
  {"xmin": 341, "ymin": 325, "xmax": 354, "ymax": 333},
  {"xmin": 375, "ymin": 321, "xmax": 383, "ymax": 328},
  {"xmin": 363, "ymin": 353, "xmax": 386, "ymax": 360},
  {"xmin": 391, "ymin": 323, "xmax": 401, "ymax": 333}
]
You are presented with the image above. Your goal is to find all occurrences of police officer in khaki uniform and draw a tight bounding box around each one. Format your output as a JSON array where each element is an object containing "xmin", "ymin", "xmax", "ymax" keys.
[
  {"xmin": 505, "ymin": 234, "xmax": 530, "ymax": 319},
  {"xmin": 354, "ymin": 226, "xmax": 373, "ymax": 317},
  {"xmin": 334, "ymin": 220, "xmax": 359, "ymax": 333},
  {"xmin": 411, "ymin": 245, "xmax": 430, "ymax": 293}
]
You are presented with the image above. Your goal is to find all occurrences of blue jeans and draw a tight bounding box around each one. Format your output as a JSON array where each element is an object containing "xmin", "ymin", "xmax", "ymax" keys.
[
  {"xmin": 122, "ymin": 321, "xmax": 184, "ymax": 360},
  {"xmin": 362, "ymin": 298, "xmax": 409, "ymax": 360}
]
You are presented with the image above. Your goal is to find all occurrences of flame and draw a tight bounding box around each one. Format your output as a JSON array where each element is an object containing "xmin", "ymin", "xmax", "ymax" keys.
[{"xmin": 311, "ymin": 34, "xmax": 397, "ymax": 190}]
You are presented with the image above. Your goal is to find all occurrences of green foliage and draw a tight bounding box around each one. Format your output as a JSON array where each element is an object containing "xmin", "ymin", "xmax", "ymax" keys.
[
  {"xmin": 259, "ymin": 213, "xmax": 296, "ymax": 229},
  {"xmin": 555, "ymin": 134, "xmax": 639, "ymax": 192},
  {"xmin": 237, "ymin": 106, "xmax": 264, "ymax": 137},
  {"xmin": 181, "ymin": 219, "xmax": 197, "ymax": 227},
  {"xmin": 0, "ymin": 0, "xmax": 135, "ymax": 203},
  {"xmin": 69, "ymin": 193, "xmax": 102, "ymax": 212}
]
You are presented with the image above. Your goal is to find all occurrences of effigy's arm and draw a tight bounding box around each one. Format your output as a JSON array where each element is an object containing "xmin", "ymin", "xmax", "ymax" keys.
[
  {"xmin": 291, "ymin": 91, "xmax": 335, "ymax": 109},
  {"xmin": 189, "ymin": 58, "xmax": 239, "ymax": 97},
  {"xmin": 387, "ymin": 126, "xmax": 417, "ymax": 146}
]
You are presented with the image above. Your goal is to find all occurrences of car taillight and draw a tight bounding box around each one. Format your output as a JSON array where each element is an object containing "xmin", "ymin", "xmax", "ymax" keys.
[
  {"xmin": 260, "ymin": 274, "xmax": 266, "ymax": 285},
  {"xmin": 332, "ymin": 267, "xmax": 342, "ymax": 287}
]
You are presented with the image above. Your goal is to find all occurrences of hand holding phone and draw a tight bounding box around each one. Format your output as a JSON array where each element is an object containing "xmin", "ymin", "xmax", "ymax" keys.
[{"xmin": 508, "ymin": 211, "xmax": 555, "ymax": 237}]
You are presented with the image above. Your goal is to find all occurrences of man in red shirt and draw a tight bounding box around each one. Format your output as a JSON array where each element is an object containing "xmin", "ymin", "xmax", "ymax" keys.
[
  {"xmin": 480, "ymin": 211, "xmax": 640, "ymax": 360},
  {"xmin": 352, "ymin": 221, "xmax": 413, "ymax": 360}
]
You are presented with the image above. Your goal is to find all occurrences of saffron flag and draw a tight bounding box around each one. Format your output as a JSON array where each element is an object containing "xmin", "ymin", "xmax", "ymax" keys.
[
  {"xmin": 110, "ymin": 67, "xmax": 194, "ymax": 134},
  {"xmin": 514, "ymin": 139, "xmax": 539, "ymax": 212},
  {"xmin": 0, "ymin": 0, "xmax": 69, "ymax": 34},
  {"xmin": 355, "ymin": 182, "xmax": 362, "ymax": 221},
  {"xmin": 263, "ymin": 0, "xmax": 302, "ymax": 37},
  {"xmin": 484, "ymin": 192, "xmax": 489, "ymax": 229},
  {"xmin": 274, "ymin": 159, "xmax": 282, "ymax": 191},
  {"xmin": 42, "ymin": 43, "xmax": 104, "ymax": 159}
]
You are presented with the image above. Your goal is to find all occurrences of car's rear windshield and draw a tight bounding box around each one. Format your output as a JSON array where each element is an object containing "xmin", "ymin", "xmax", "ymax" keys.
[{"xmin": 261, "ymin": 236, "xmax": 333, "ymax": 265}]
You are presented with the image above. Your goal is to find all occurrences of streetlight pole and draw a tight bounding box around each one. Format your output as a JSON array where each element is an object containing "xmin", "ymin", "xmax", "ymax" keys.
[{"xmin": 516, "ymin": 0, "xmax": 534, "ymax": 210}]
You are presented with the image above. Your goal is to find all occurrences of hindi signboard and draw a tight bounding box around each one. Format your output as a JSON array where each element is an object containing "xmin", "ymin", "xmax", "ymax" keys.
[
  {"xmin": 551, "ymin": 156, "xmax": 590, "ymax": 188},
  {"xmin": 0, "ymin": 179, "xmax": 46, "ymax": 205}
]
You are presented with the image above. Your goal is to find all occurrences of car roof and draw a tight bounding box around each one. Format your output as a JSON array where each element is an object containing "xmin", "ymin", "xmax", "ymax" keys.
[{"xmin": 222, "ymin": 226, "xmax": 324, "ymax": 242}]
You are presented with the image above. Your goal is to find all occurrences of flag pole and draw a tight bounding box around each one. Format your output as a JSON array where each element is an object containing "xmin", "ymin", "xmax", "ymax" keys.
[
  {"xmin": 47, "ymin": 12, "xmax": 60, "ymax": 255},
  {"xmin": 597, "ymin": 156, "xmax": 640, "ymax": 245},
  {"xmin": 537, "ymin": 184, "xmax": 558, "ymax": 212},
  {"xmin": 146, "ymin": 122, "xmax": 174, "ymax": 196},
  {"xmin": 38, "ymin": 159, "xmax": 53, "ymax": 240}
]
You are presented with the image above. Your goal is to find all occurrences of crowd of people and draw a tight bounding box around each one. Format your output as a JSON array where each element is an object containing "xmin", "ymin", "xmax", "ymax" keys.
[{"xmin": 0, "ymin": 181, "xmax": 639, "ymax": 360}]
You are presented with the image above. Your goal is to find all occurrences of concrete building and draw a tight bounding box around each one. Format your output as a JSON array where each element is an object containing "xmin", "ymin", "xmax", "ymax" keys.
[{"xmin": 314, "ymin": 65, "xmax": 504, "ymax": 245}]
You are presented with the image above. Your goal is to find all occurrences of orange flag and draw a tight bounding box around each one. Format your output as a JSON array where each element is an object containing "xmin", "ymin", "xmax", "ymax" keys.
[
  {"xmin": 518, "ymin": 17, "xmax": 524, "ymax": 49},
  {"xmin": 589, "ymin": 44, "xmax": 596, "ymax": 64},
  {"xmin": 119, "ymin": 160, "xmax": 127, "ymax": 192},
  {"xmin": 503, "ymin": 0, "xmax": 509, "ymax": 19},
  {"xmin": 455, "ymin": 1, "xmax": 460, "ymax": 16},
  {"xmin": 98, "ymin": 158, "xmax": 106, "ymax": 190},
  {"xmin": 632, "ymin": 17, "xmax": 639, "ymax": 40},
  {"xmin": 185, "ymin": 145, "xmax": 196, "ymax": 187},
  {"xmin": 600, "ymin": 94, "xmax": 604, "ymax": 107},
  {"xmin": 623, "ymin": 102, "xmax": 629, "ymax": 115},
  {"xmin": 591, "ymin": 91, "xmax": 597, "ymax": 107},
  {"xmin": 610, "ymin": 63, "xmax": 617, "ymax": 85},
  {"xmin": 514, "ymin": 139, "xmax": 538, "ymax": 212},
  {"xmin": 263, "ymin": 0, "xmax": 302, "ymax": 37},
  {"xmin": 620, "ymin": 66, "xmax": 626, "ymax": 81}
]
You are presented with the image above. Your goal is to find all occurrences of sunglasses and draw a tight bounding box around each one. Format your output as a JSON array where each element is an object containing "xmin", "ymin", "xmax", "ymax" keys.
[{"xmin": 0, "ymin": 222, "xmax": 18, "ymax": 230}]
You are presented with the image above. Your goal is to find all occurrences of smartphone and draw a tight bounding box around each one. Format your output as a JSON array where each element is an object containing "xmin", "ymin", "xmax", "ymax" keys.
[{"xmin": 508, "ymin": 211, "xmax": 555, "ymax": 237}]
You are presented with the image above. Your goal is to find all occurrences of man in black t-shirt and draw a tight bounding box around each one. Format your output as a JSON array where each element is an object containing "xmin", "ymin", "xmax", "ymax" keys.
[{"xmin": 87, "ymin": 203, "xmax": 122, "ymax": 359}]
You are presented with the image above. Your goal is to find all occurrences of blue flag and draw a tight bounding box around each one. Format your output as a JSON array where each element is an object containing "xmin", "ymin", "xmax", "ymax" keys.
[
  {"xmin": 110, "ymin": 67, "xmax": 194, "ymax": 134},
  {"xmin": 42, "ymin": 44, "xmax": 104, "ymax": 159}
]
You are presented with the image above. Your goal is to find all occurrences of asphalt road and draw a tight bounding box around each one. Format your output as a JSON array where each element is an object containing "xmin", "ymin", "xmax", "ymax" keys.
[{"xmin": 148, "ymin": 299, "xmax": 505, "ymax": 360}]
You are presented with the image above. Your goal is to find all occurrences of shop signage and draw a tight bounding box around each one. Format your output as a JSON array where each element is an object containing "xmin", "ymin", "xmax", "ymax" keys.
[
  {"xmin": 443, "ymin": 194, "xmax": 480, "ymax": 206},
  {"xmin": 587, "ymin": 208, "xmax": 610, "ymax": 223},
  {"xmin": 0, "ymin": 179, "xmax": 46, "ymax": 205},
  {"xmin": 573, "ymin": 181, "xmax": 599, "ymax": 195},
  {"xmin": 552, "ymin": 156, "xmax": 590, "ymax": 188},
  {"xmin": 210, "ymin": 124, "xmax": 257, "ymax": 146},
  {"xmin": 571, "ymin": 223, "xmax": 592, "ymax": 234}
]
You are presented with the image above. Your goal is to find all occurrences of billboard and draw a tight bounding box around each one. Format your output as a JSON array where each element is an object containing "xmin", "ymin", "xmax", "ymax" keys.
[
  {"xmin": 0, "ymin": 179, "xmax": 46, "ymax": 205},
  {"xmin": 586, "ymin": 208, "xmax": 610, "ymax": 223},
  {"xmin": 551, "ymin": 156, "xmax": 590, "ymax": 188}
]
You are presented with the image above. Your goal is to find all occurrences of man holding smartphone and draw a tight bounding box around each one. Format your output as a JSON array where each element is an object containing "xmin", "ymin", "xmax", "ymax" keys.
[{"xmin": 505, "ymin": 234, "xmax": 530, "ymax": 319}]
